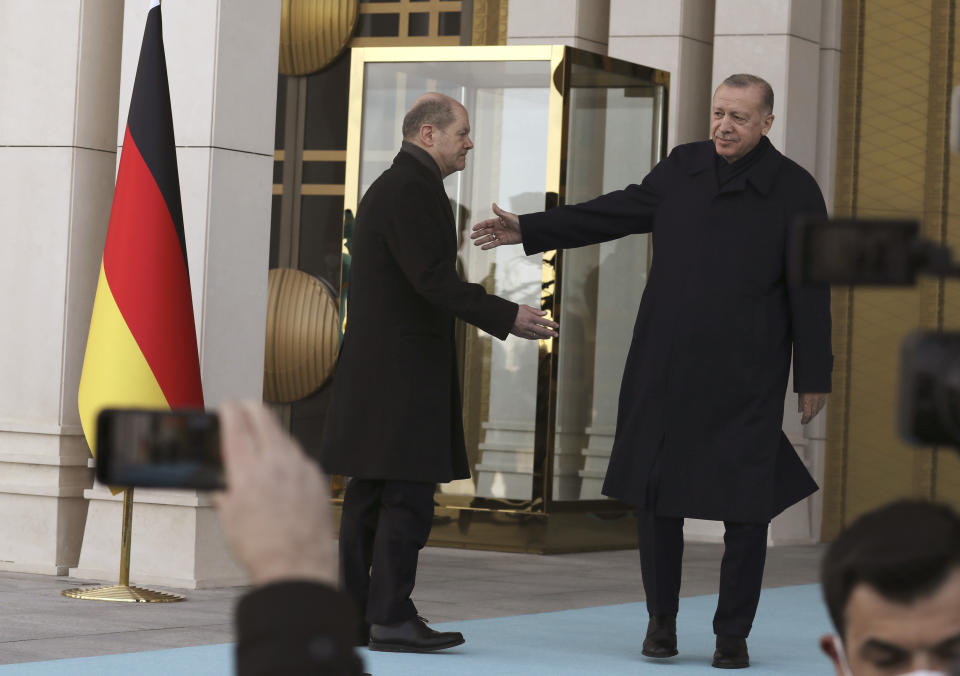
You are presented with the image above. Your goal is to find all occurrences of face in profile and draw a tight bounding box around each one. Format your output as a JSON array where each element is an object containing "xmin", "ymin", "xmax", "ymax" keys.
[
  {"xmin": 821, "ymin": 567, "xmax": 960, "ymax": 675},
  {"xmin": 710, "ymin": 84, "xmax": 774, "ymax": 163},
  {"xmin": 431, "ymin": 105, "xmax": 474, "ymax": 176}
]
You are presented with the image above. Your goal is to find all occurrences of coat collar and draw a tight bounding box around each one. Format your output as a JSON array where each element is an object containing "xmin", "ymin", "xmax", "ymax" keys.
[
  {"xmin": 683, "ymin": 138, "xmax": 783, "ymax": 196},
  {"xmin": 393, "ymin": 148, "xmax": 456, "ymax": 227},
  {"xmin": 394, "ymin": 147, "xmax": 444, "ymax": 185}
]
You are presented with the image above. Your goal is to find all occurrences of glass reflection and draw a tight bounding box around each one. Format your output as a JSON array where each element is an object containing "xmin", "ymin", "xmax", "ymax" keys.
[
  {"xmin": 554, "ymin": 83, "xmax": 659, "ymax": 501},
  {"xmin": 358, "ymin": 61, "xmax": 550, "ymax": 502}
]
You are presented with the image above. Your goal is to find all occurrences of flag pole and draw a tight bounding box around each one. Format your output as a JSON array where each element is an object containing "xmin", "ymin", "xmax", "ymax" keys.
[{"xmin": 62, "ymin": 488, "xmax": 184, "ymax": 603}]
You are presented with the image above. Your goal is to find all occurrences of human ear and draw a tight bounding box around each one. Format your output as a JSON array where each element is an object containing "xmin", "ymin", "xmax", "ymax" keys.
[
  {"xmin": 419, "ymin": 124, "xmax": 435, "ymax": 147},
  {"xmin": 761, "ymin": 113, "xmax": 774, "ymax": 136},
  {"xmin": 820, "ymin": 635, "xmax": 847, "ymax": 676}
]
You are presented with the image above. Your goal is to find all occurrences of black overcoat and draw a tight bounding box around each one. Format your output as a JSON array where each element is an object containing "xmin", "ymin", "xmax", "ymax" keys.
[
  {"xmin": 520, "ymin": 138, "xmax": 832, "ymax": 523},
  {"xmin": 320, "ymin": 150, "xmax": 518, "ymax": 483}
]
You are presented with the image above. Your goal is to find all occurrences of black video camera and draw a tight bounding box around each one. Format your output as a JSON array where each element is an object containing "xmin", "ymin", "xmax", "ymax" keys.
[{"xmin": 792, "ymin": 218, "xmax": 960, "ymax": 450}]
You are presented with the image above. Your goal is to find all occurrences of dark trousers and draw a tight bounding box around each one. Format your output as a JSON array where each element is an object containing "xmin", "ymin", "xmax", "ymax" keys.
[
  {"xmin": 339, "ymin": 478, "xmax": 435, "ymax": 626},
  {"xmin": 637, "ymin": 510, "xmax": 768, "ymax": 637}
]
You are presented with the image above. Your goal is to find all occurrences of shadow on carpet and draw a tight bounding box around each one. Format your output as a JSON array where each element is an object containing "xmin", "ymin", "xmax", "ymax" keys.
[{"xmin": 0, "ymin": 584, "xmax": 834, "ymax": 675}]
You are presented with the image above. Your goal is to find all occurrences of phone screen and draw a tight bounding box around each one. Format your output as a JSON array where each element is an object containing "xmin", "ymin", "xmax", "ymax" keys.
[{"xmin": 96, "ymin": 409, "xmax": 224, "ymax": 489}]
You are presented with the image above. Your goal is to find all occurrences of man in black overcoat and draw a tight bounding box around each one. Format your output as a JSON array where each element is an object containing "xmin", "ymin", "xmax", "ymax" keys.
[
  {"xmin": 320, "ymin": 93, "xmax": 558, "ymax": 653},
  {"xmin": 472, "ymin": 74, "xmax": 832, "ymax": 668}
]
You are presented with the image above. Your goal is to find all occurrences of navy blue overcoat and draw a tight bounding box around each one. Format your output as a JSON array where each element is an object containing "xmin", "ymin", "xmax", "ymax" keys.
[{"xmin": 520, "ymin": 138, "xmax": 832, "ymax": 522}]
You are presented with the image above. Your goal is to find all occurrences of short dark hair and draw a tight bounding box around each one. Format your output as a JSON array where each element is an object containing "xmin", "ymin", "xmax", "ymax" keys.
[
  {"xmin": 402, "ymin": 97, "xmax": 457, "ymax": 140},
  {"xmin": 721, "ymin": 73, "xmax": 774, "ymax": 115},
  {"xmin": 821, "ymin": 500, "xmax": 960, "ymax": 638}
]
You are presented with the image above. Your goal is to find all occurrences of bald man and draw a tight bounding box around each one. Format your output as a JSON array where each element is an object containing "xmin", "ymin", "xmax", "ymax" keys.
[{"xmin": 320, "ymin": 93, "xmax": 557, "ymax": 653}]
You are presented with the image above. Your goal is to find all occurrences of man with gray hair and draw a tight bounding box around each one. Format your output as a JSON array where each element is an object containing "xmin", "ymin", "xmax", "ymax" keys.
[
  {"xmin": 473, "ymin": 74, "xmax": 832, "ymax": 668},
  {"xmin": 321, "ymin": 92, "xmax": 557, "ymax": 654}
]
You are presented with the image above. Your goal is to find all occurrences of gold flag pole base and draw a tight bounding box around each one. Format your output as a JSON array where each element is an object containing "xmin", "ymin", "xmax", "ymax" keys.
[
  {"xmin": 62, "ymin": 487, "xmax": 186, "ymax": 603},
  {"xmin": 61, "ymin": 584, "xmax": 184, "ymax": 603}
]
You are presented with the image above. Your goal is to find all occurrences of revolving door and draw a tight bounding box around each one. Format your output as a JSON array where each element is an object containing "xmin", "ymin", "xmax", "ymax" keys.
[{"xmin": 341, "ymin": 45, "xmax": 668, "ymax": 552}]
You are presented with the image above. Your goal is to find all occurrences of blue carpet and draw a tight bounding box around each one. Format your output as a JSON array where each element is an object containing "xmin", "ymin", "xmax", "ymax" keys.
[
  {"xmin": 0, "ymin": 644, "xmax": 234, "ymax": 675},
  {"xmin": 362, "ymin": 584, "xmax": 833, "ymax": 675},
  {"xmin": 0, "ymin": 584, "xmax": 834, "ymax": 675}
]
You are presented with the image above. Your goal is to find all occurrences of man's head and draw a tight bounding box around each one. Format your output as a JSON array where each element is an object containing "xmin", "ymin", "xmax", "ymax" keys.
[
  {"xmin": 710, "ymin": 73, "xmax": 775, "ymax": 163},
  {"xmin": 820, "ymin": 500, "xmax": 960, "ymax": 675},
  {"xmin": 402, "ymin": 92, "xmax": 473, "ymax": 178}
]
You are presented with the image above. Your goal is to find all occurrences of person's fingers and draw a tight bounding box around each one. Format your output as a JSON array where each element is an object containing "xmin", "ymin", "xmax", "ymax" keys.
[
  {"xmin": 239, "ymin": 401, "xmax": 291, "ymax": 458},
  {"xmin": 219, "ymin": 401, "xmax": 256, "ymax": 482},
  {"xmin": 470, "ymin": 217, "xmax": 498, "ymax": 234}
]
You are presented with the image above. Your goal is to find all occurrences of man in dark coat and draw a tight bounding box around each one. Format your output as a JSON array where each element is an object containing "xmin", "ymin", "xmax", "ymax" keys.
[
  {"xmin": 320, "ymin": 93, "xmax": 558, "ymax": 653},
  {"xmin": 472, "ymin": 74, "xmax": 832, "ymax": 668}
]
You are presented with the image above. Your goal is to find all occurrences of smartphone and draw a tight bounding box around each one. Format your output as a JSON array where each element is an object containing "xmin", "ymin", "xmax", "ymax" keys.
[
  {"xmin": 791, "ymin": 217, "xmax": 919, "ymax": 286},
  {"xmin": 96, "ymin": 408, "xmax": 224, "ymax": 489}
]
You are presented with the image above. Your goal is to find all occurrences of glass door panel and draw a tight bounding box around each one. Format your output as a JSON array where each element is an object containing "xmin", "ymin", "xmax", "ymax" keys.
[{"xmin": 552, "ymin": 73, "xmax": 664, "ymax": 501}]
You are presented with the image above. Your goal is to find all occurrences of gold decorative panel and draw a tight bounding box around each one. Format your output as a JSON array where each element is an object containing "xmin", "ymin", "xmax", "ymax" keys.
[
  {"xmin": 472, "ymin": 0, "xmax": 509, "ymax": 45},
  {"xmin": 263, "ymin": 268, "xmax": 340, "ymax": 403},
  {"xmin": 826, "ymin": 0, "xmax": 960, "ymax": 538}
]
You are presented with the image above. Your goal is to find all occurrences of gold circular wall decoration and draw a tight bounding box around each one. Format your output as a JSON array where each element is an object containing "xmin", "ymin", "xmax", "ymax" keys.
[
  {"xmin": 264, "ymin": 268, "xmax": 340, "ymax": 403},
  {"xmin": 278, "ymin": 0, "xmax": 359, "ymax": 76}
]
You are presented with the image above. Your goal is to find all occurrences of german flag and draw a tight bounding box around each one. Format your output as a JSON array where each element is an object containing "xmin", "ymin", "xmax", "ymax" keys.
[{"xmin": 78, "ymin": 0, "xmax": 204, "ymax": 457}]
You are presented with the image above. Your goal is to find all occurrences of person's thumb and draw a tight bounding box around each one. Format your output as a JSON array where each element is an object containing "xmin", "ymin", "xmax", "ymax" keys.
[{"xmin": 492, "ymin": 202, "xmax": 504, "ymax": 217}]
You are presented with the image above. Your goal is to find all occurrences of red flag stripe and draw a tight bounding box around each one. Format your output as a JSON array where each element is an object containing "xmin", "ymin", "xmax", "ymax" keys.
[{"xmin": 103, "ymin": 126, "xmax": 204, "ymax": 409}]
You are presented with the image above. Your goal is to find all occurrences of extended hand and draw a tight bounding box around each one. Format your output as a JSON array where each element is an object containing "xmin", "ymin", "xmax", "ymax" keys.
[
  {"xmin": 471, "ymin": 202, "xmax": 522, "ymax": 249},
  {"xmin": 511, "ymin": 304, "xmax": 559, "ymax": 340},
  {"xmin": 798, "ymin": 393, "xmax": 828, "ymax": 425}
]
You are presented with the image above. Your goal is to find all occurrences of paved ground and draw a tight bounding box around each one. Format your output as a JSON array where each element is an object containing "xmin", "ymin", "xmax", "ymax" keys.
[{"xmin": 0, "ymin": 541, "xmax": 827, "ymax": 666}]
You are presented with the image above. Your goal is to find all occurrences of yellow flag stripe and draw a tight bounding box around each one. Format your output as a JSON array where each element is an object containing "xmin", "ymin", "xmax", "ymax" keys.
[{"xmin": 78, "ymin": 263, "xmax": 169, "ymax": 458}]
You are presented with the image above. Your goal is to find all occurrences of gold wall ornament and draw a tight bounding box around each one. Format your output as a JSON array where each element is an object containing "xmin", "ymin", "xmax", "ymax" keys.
[
  {"xmin": 279, "ymin": 0, "xmax": 359, "ymax": 76},
  {"xmin": 264, "ymin": 268, "xmax": 340, "ymax": 403}
]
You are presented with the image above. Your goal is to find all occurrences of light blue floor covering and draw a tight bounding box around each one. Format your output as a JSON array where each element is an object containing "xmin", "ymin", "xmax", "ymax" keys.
[{"xmin": 0, "ymin": 584, "xmax": 834, "ymax": 675}]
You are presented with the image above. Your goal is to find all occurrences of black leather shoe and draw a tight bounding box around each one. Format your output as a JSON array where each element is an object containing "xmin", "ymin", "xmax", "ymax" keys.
[
  {"xmin": 641, "ymin": 614, "xmax": 678, "ymax": 658},
  {"xmin": 712, "ymin": 635, "xmax": 749, "ymax": 669},
  {"xmin": 368, "ymin": 616, "xmax": 465, "ymax": 653}
]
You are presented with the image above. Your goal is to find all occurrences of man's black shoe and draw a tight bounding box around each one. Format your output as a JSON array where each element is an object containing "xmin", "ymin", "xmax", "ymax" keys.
[
  {"xmin": 368, "ymin": 616, "xmax": 465, "ymax": 653},
  {"xmin": 641, "ymin": 614, "xmax": 678, "ymax": 658},
  {"xmin": 712, "ymin": 635, "xmax": 749, "ymax": 669}
]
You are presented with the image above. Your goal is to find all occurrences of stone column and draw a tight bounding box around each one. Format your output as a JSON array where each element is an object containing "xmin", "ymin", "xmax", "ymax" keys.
[
  {"xmin": 70, "ymin": 0, "xmax": 280, "ymax": 588},
  {"xmin": 608, "ymin": 0, "xmax": 716, "ymax": 148},
  {"xmin": 0, "ymin": 0, "xmax": 125, "ymax": 575},
  {"xmin": 506, "ymin": 0, "xmax": 610, "ymax": 54}
]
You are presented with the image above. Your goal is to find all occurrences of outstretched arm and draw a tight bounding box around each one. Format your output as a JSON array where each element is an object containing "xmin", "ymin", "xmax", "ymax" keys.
[{"xmin": 471, "ymin": 149, "xmax": 672, "ymax": 256}]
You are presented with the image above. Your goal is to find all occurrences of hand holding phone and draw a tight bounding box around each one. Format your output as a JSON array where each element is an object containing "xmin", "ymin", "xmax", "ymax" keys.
[
  {"xmin": 96, "ymin": 408, "xmax": 223, "ymax": 489},
  {"xmin": 213, "ymin": 401, "xmax": 337, "ymax": 586}
]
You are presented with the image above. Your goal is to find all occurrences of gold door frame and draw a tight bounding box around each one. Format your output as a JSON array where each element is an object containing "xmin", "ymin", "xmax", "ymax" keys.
[{"xmin": 341, "ymin": 45, "xmax": 670, "ymax": 552}]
